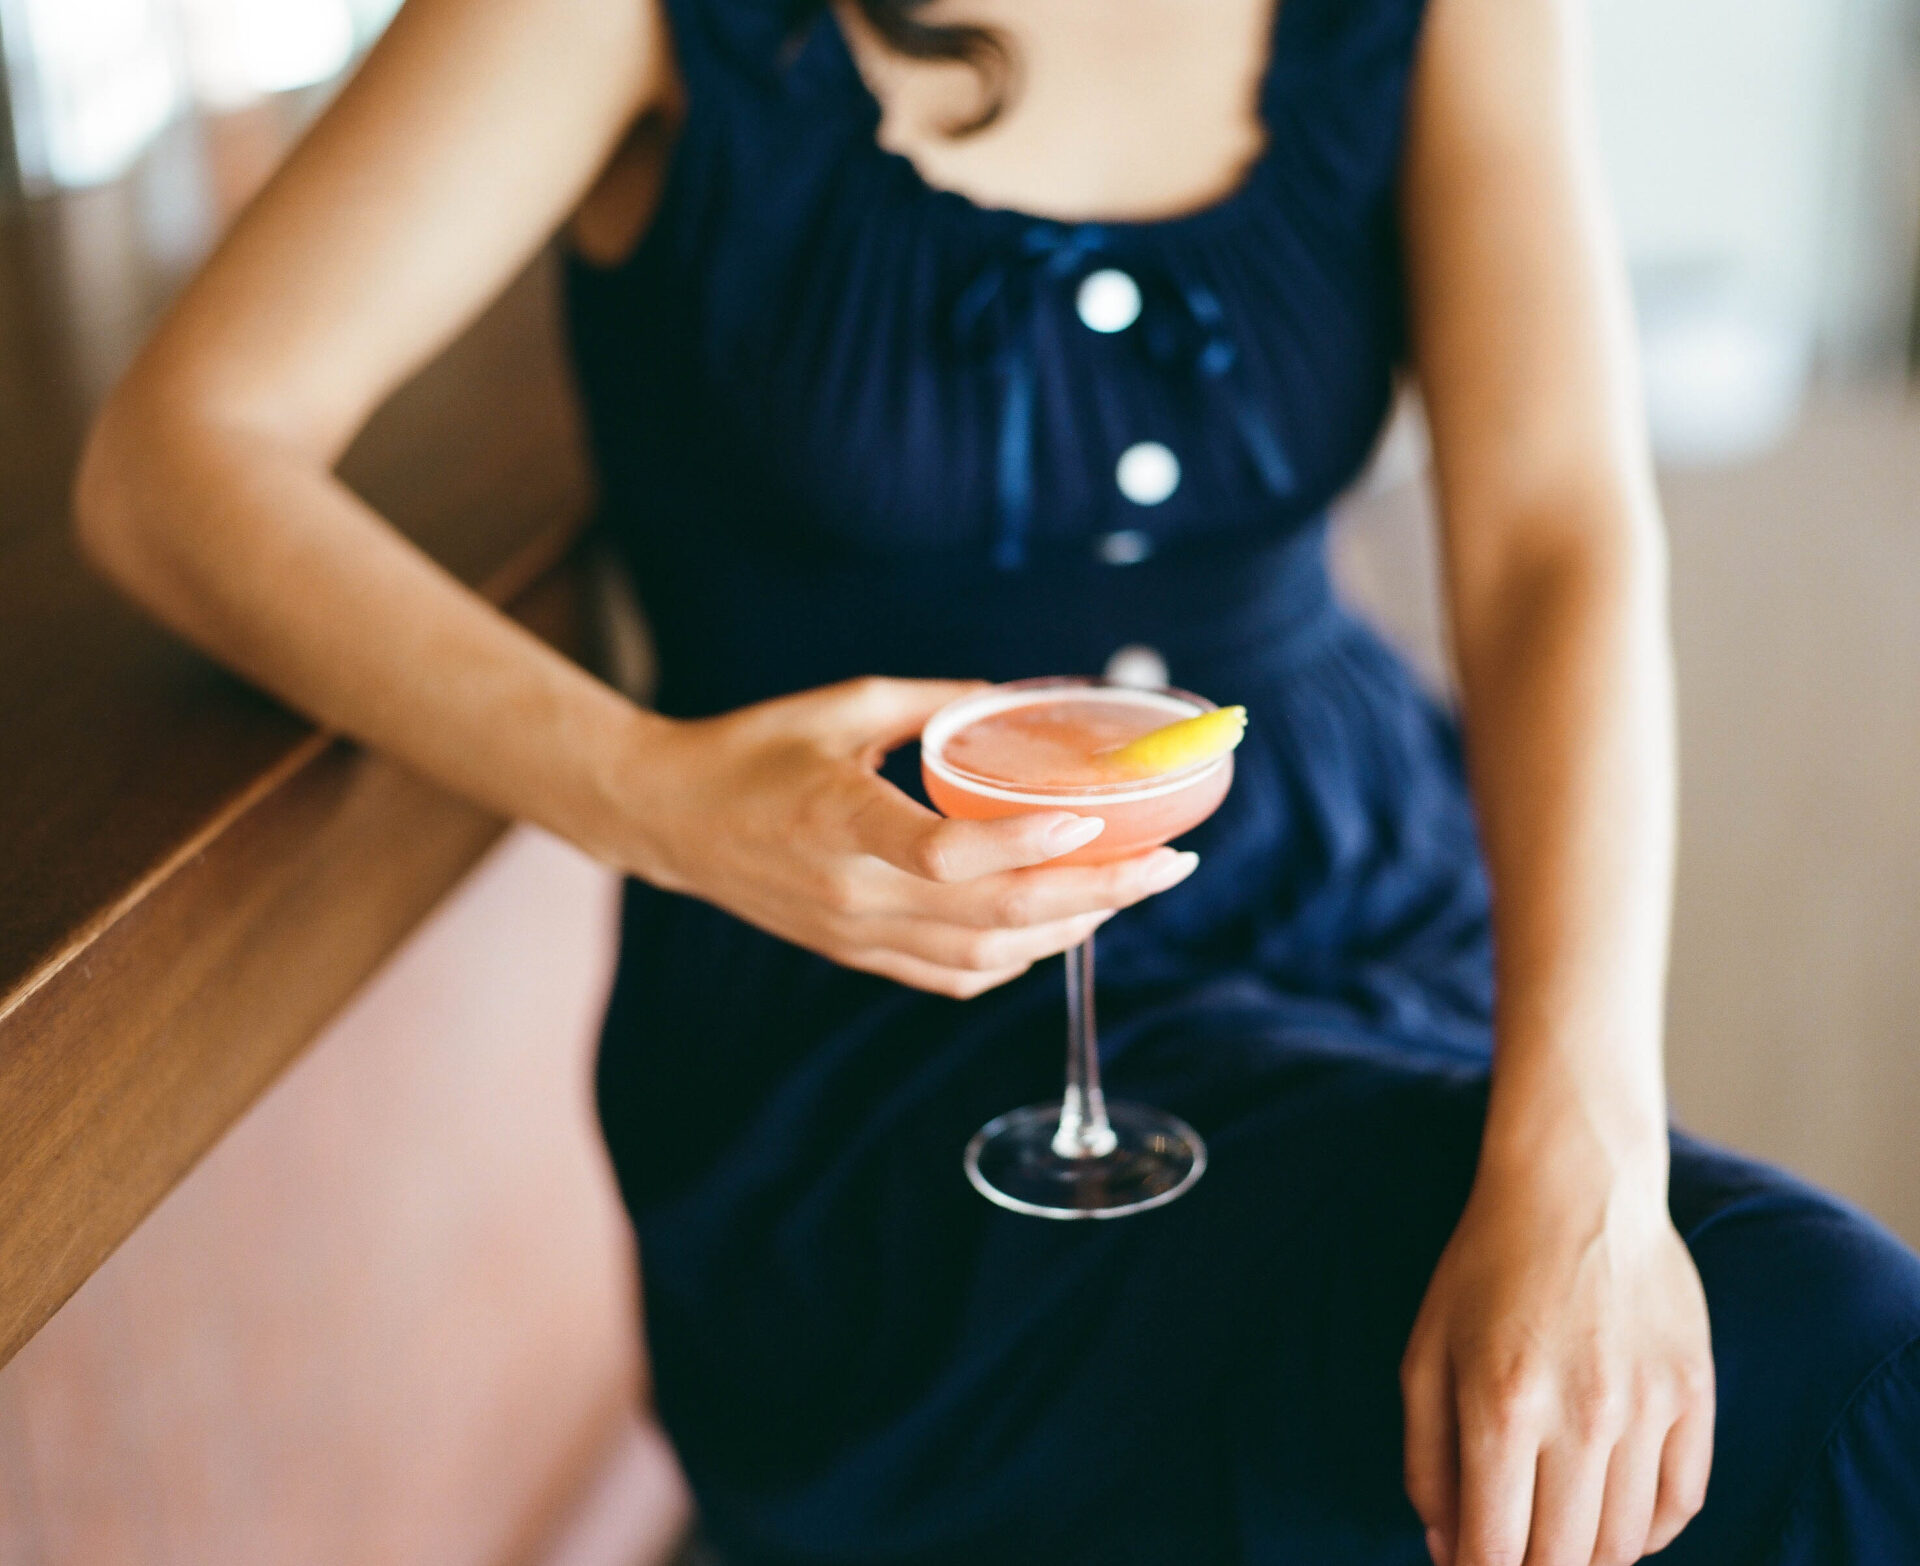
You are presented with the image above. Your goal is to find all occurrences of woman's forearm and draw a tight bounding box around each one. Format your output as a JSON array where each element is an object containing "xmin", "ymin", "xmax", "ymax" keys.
[
  {"xmin": 1396, "ymin": 8, "xmax": 1716, "ymax": 1559},
  {"xmin": 76, "ymin": 398, "xmax": 672, "ymax": 879},
  {"xmin": 75, "ymin": 396, "xmax": 1206, "ymax": 1002},
  {"xmin": 1452, "ymin": 505, "xmax": 1676, "ymax": 1189}
]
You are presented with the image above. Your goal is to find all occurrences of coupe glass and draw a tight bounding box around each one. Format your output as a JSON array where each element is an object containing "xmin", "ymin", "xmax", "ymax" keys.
[{"xmin": 921, "ymin": 677, "xmax": 1234, "ymax": 1218}]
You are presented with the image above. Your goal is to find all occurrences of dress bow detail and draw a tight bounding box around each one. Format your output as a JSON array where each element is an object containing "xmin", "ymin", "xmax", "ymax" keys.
[{"xmin": 950, "ymin": 222, "xmax": 1298, "ymax": 571}]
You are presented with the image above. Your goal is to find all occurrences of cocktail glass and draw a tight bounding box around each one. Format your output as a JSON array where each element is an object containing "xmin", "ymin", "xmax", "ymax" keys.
[{"xmin": 921, "ymin": 676, "xmax": 1234, "ymax": 1218}]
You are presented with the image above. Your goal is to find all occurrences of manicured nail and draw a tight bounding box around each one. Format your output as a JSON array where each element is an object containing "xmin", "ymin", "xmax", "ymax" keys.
[
  {"xmin": 1144, "ymin": 849, "xmax": 1200, "ymax": 889},
  {"xmin": 1043, "ymin": 815, "xmax": 1105, "ymax": 854}
]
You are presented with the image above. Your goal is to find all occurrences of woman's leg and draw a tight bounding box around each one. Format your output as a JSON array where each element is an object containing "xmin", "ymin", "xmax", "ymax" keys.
[
  {"xmin": 1220, "ymin": 1048, "xmax": 1920, "ymax": 1564},
  {"xmin": 1657, "ymin": 1134, "xmax": 1920, "ymax": 1563}
]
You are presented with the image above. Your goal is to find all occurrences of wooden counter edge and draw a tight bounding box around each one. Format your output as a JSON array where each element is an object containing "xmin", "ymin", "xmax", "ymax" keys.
[{"xmin": 0, "ymin": 537, "xmax": 595, "ymax": 1372}]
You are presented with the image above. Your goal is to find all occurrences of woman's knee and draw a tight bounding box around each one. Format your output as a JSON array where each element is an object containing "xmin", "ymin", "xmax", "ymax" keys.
[{"xmin": 1660, "ymin": 1135, "xmax": 1920, "ymax": 1562}]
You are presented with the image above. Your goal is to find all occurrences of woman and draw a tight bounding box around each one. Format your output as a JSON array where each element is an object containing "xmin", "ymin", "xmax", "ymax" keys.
[{"xmin": 75, "ymin": 0, "xmax": 1920, "ymax": 1559}]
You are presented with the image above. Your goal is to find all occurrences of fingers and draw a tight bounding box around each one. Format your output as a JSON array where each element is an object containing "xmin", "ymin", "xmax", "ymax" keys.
[
  {"xmin": 845, "ymin": 946, "xmax": 1031, "ymax": 1000},
  {"xmin": 1645, "ymin": 1392, "xmax": 1713, "ymax": 1554},
  {"xmin": 1456, "ymin": 1380, "xmax": 1540, "ymax": 1566},
  {"xmin": 1522, "ymin": 1438, "xmax": 1608, "ymax": 1566},
  {"xmin": 896, "ymin": 845, "xmax": 1201, "ymax": 926},
  {"xmin": 1444, "ymin": 1372, "xmax": 1709, "ymax": 1566},
  {"xmin": 1591, "ymin": 1427, "xmax": 1665, "ymax": 1566},
  {"xmin": 862, "ymin": 908, "xmax": 1115, "ymax": 975},
  {"xmin": 1401, "ymin": 1341, "xmax": 1460, "ymax": 1565},
  {"xmin": 814, "ymin": 676, "xmax": 988, "ymax": 757},
  {"xmin": 847, "ymin": 778, "xmax": 1108, "ymax": 882}
]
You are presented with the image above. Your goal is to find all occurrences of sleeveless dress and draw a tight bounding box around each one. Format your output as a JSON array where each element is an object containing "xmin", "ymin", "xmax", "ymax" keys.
[{"xmin": 564, "ymin": 1, "xmax": 1920, "ymax": 1559}]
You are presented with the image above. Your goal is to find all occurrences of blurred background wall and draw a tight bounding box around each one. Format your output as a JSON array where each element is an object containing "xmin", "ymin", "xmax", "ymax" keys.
[
  {"xmin": 1594, "ymin": 0, "xmax": 1920, "ymax": 450},
  {"xmin": 0, "ymin": 1, "xmax": 1915, "ymax": 1563}
]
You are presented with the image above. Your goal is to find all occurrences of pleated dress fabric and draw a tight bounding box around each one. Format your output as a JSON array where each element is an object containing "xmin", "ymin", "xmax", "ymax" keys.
[{"xmin": 564, "ymin": 0, "xmax": 1920, "ymax": 1559}]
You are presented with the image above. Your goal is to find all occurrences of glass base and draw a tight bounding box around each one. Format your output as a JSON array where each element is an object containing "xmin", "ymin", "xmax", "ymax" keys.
[{"xmin": 964, "ymin": 1101, "xmax": 1206, "ymax": 1220}]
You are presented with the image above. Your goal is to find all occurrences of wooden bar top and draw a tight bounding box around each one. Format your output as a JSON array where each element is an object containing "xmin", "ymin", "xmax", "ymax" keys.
[{"xmin": 0, "ymin": 97, "xmax": 597, "ymax": 1368}]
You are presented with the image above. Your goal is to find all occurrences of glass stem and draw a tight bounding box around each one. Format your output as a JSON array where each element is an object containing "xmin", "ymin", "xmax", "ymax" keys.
[{"xmin": 1053, "ymin": 936, "xmax": 1118, "ymax": 1159}]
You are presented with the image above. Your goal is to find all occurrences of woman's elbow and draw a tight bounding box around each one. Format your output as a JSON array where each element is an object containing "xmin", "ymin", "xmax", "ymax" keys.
[
  {"xmin": 1531, "ymin": 512, "xmax": 1671, "ymax": 650},
  {"xmin": 72, "ymin": 383, "xmax": 231, "ymax": 623},
  {"xmin": 1452, "ymin": 490, "xmax": 1672, "ymax": 684},
  {"xmin": 73, "ymin": 392, "xmax": 163, "ymax": 592},
  {"xmin": 1585, "ymin": 494, "xmax": 1669, "ymax": 629}
]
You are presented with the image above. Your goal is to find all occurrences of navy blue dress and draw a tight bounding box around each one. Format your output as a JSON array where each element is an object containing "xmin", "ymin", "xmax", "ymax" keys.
[{"xmin": 566, "ymin": 0, "xmax": 1920, "ymax": 1559}]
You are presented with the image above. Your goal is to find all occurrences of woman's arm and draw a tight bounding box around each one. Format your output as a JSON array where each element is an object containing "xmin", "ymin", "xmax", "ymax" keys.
[
  {"xmin": 76, "ymin": 0, "xmax": 1194, "ymax": 998},
  {"xmin": 1397, "ymin": 0, "xmax": 1714, "ymax": 1563},
  {"xmin": 77, "ymin": 0, "xmax": 674, "ymax": 863}
]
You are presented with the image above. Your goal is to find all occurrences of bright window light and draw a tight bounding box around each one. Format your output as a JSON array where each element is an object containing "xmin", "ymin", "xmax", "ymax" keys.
[
  {"xmin": 0, "ymin": 0, "xmax": 182, "ymax": 190},
  {"xmin": 2, "ymin": 0, "xmax": 387, "ymax": 190},
  {"xmin": 174, "ymin": 0, "xmax": 354, "ymax": 109}
]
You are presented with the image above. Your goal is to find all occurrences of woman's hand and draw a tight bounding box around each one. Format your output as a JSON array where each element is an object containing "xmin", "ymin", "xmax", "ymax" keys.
[
  {"xmin": 625, "ymin": 677, "xmax": 1200, "ymax": 997},
  {"xmin": 1401, "ymin": 1149, "xmax": 1715, "ymax": 1566}
]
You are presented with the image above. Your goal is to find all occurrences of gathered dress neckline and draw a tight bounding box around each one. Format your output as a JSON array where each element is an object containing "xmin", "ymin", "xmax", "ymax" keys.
[{"xmin": 810, "ymin": 0, "xmax": 1296, "ymax": 242}]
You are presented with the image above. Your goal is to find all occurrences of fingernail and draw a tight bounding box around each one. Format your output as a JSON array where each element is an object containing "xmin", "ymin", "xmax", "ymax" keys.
[
  {"xmin": 1144, "ymin": 849, "xmax": 1200, "ymax": 889},
  {"xmin": 1043, "ymin": 815, "xmax": 1105, "ymax": 854},
  {"xmin": 1424, "ymin": 1526, "xmax": 1450, "ymax": 1566}
]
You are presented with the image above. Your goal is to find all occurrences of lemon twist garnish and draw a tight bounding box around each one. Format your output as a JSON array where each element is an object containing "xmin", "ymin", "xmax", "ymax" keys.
[{"xmin": 1103, "ymin": 705, "xmax": 1247, "ymax": 778}]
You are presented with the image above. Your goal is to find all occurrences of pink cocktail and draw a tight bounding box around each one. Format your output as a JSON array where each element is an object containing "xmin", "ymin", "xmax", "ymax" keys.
[
  {"xmin": 922, "ymin": 686, "xmax": 1234, "ymax": 867},
  {"xmin": 921, "ymin": 678, "xmax": 1235, "ymax": 1218}
]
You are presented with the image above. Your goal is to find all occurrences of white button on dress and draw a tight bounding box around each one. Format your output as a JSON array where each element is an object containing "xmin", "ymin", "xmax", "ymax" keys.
[
  {"xmin": 1103, "ymin": 644, "xmax": 1171, "ymax": 689},
  {"xmin": 1115, "ymin": 441, "xmax": 1180, "ymax": 506},
  {"xmin": 1094, "ymin": 529, "xmax": 1154, "ymax": 566},
  {"xmin": 1075, "ymin": 268, "xmax": 1143, "ymax": 334}
]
